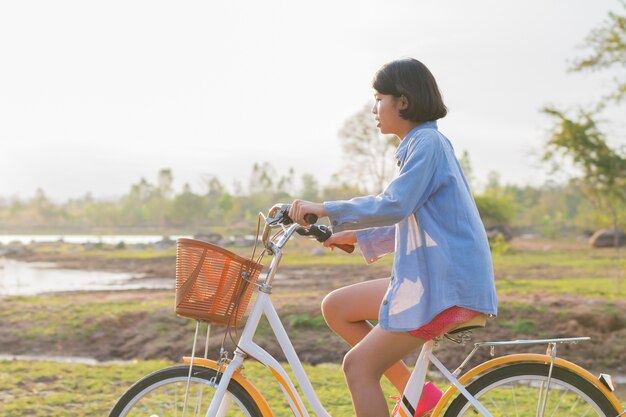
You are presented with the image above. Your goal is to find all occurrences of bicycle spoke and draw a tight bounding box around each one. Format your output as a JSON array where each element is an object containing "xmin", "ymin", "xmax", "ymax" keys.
[
  {"xmin": 444, "ymin": 364, "xmax": 618, "ymax": 417},
  {"xmin": 109, "ymin": 366, "xmax": 261, "ymax": 417}
]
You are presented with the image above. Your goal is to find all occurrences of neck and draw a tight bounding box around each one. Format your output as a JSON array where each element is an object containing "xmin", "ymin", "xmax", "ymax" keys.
[{"xmin": 397, "ymin": 122, "xmax": 421, "ymax": 140}]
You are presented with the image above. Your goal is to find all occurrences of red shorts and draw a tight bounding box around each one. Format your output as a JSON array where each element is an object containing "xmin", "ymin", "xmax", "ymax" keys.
[{"xmin": 408, "ymin": 306, "xmax": 478, "ymax": 340}]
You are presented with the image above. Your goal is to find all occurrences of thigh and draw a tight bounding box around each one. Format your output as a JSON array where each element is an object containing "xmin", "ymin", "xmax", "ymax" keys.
[
  {"xmin": 323, "ymin": 278, "xmax": 389, "ymax": 321},
  {"xmin": 346, "ymin": 324, "xmax": 425, "ymax": 377}
]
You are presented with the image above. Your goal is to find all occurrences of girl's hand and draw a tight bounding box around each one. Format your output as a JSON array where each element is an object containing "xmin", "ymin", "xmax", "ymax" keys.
[
  {"xmin": 288, "ymin": 199, "xmax": 326, "ymax": 225},
  {"xmin": 323, "ymin": 230, "xmax": 357, "ymax": 249}
]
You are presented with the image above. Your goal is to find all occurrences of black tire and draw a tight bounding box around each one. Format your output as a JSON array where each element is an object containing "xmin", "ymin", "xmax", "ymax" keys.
[
  {"xmin": 108, "ymin": 365, "xmax": 263, "ymax": 417},
  {"xmin": 444, "ymin": 363, "xmax": 619, "ymax": 417}
]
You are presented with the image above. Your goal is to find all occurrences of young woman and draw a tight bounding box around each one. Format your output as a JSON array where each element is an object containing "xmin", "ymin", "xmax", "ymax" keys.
[{"xmin": 289, "ymin": 58, "xmax": 497, "ymax": 417}]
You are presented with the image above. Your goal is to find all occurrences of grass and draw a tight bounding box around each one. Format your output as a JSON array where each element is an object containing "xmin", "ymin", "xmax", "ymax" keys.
[
  {"xmin": 2, "ymin": 358, "xmax": 624, "ymax": 416},
  {"xmin": 25, "ymin": 234, "xmax": 625, "ymax": 274},
  {"xmin": 97, "ymin": 248, "xmax": 177, "ymax": 259},
  {"xmin": 0, "ymin": 360, "xmax": 171, "ymax": 417},
  {"xmin": 0, "ymin": 359, "xmax": 397, "ymax": 417},
  {"xmin": 0, "ymin": 293, "xmax": 174, "ymax": 339},
  {"xmin": 497, "ymin": 277, "xmax": 626, "ymax": 299},
  {"xmin": 3, "ymin": 238, "xmax": 626, "ymax": 414},
  {"xmin": 492, "ymin": 246, "xmax": 625, "ymax": 274}
]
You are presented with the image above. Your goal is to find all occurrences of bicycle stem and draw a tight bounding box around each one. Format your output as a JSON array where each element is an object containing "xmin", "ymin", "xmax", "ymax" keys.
[{"xmin": 261, "ymin": 223, "xmax": 300, "ymax": 290}]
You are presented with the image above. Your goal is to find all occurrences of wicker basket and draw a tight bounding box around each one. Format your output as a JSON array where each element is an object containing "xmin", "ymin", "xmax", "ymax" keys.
[{"xmin": 175, "ymin": 238, "xmax": 263, "ymax": 326}]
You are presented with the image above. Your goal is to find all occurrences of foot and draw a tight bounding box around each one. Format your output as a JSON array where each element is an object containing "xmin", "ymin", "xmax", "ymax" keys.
[
  {"xmin": 414, "ymin": 382, "xmax": 443, "ymax": 417},
  {"xmin": 390, "ymin": 382, "xmax": 443, "ymax": 417}
]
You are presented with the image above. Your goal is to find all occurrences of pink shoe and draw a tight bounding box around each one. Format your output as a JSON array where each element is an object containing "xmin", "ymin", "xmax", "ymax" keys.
[
  {"xmin": 414, "ymin": 382, "xmax": 443, "ymax": 416},
  {"xmin": 391, "ymin": 382, "xmax": 443, "ymax": 417}
]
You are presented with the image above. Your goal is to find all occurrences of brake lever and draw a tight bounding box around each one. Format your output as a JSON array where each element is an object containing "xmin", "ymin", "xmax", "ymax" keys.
[{"xmin": 266, "ymin": 204, "xmax": 292, "ymax": 226}]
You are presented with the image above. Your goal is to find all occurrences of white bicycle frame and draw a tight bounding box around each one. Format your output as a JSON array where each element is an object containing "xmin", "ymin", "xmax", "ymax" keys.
[{"xmin": 202, "ymin": 213, "xmax": 596, "ymax": 417}]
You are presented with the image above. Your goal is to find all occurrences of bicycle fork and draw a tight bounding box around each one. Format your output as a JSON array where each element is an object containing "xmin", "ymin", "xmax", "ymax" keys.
[{"xmin": 204, "ymin": 352, "xmax": 246, "ymax": 417}]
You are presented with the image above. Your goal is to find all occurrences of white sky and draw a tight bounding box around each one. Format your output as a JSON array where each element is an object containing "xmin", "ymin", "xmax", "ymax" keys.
[{"xmin": 0, "ymin": 0, "xmax": 624, "ymax": 201}]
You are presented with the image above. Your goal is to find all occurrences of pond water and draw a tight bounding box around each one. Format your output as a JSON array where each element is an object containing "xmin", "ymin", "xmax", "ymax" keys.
[
  {"xmin": 0, "ymin": 234, "xmax": 189, "ymax": 245},
  {"xmin": 0, "ymin": 258, "xmax": 174, "ymax": 296}
]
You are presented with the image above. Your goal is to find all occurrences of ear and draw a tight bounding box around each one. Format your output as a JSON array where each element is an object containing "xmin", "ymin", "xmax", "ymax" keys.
[{"xmin": 399, "ymin": 95, "xmax": 409, "ymax": 110}]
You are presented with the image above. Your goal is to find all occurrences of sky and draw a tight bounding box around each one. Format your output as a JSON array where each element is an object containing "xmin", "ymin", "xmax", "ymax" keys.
[{"xmin": 0, "ymin": 0, "xmax": 624, "ymax": 201}]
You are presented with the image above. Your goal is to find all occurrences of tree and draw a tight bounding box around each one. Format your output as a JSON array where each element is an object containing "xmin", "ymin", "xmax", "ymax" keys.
[
  {"xmin": 543, "ymin": 107, "xmax": 626, "ymax": 228},
  {"xmin": 541, "ymin": 3, "xmax": 626, "ymax": 291},
  {"xmin": 543, "ymin": 107, "xmax": 626, "ymax": 288},
  {"xmin": 300, "ymin": 173, "xmax": 320, "ymax": 201},
  {"xmin": 338, "ymin": 104, "xmax": 399, "ymax": 193},
  {"xmin": 458, "ymin": 150, "xmax": 475, "ymax": 189},
  {"xmin": 170, "ymin": 183, "xmax": 206, "ymax": 227},
  {"xmin": 202, "ymin": 175, "xmax": 224, "ymax": 198},
  {"xmin": 322, "ymin": 174, "xmax": 363, "ymax": 201},
  {"xmin": 571, "ymin": 1, "xmax": 626, "ymax": 103},
  {"xmin": 157, "ymin": 168, "xmax": 174, "ymax": 199},
  {"xmin": 473, "ymin": 171, "xmax": 516, "ymax": 239}
]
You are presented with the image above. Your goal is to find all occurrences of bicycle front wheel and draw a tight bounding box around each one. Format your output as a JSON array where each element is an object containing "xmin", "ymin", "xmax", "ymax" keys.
[
  {"xmin": 109, "ymin": 365, "xmax": 263, "ymax": 417},
  {"xmin": 444, "ymin": 363, "xmax": 619, "ymax": 417}
]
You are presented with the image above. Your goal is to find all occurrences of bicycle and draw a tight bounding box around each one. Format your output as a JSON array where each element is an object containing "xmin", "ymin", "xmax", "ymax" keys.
[{"xmin": 108, "ymin": 203, "xmax": 625, "ymax": 417}]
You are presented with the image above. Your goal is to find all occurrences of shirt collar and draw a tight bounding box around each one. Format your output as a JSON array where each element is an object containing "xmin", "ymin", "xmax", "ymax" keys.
[{"xmin": 394, "ymin": 120, "xmax": 438, "ymax": 162}]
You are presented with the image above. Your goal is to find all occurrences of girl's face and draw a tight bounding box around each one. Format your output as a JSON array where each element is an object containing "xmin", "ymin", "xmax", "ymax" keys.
[{"xmin": 371, "ymin": 90, "xmax": 407, "ymax": 137}]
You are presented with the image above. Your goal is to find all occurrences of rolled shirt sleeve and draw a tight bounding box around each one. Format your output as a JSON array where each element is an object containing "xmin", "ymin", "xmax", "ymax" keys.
[{"xmin": 356, "ymin": 226, "xmax": 395, "ymax": 264}]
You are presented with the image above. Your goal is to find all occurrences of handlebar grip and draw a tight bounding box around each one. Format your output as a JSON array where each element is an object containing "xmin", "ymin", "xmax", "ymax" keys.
[
  {"xmin": 303, "ymin": 213, "xmax": 318, "ymax": 224},
  {"xmin": 333, "ymin": 243, "xmax": 355, "ymax": 254},
  {"xmin": 307, "ymin": 224, "xmax": 356, "ymax": 254}
]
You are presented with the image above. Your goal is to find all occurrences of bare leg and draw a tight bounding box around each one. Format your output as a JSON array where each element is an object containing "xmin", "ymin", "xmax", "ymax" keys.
[
  {"xmin": 321, "ymin": 278, "xmax": 411, "ymax": 392},
  {"xmin": 343, "ymin": 325, "xmax": 425, "ymax": 417}
]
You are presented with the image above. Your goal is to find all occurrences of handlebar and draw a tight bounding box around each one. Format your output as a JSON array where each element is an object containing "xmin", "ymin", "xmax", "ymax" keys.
[
  {"xmin": 263, "ymin": 204, "xmax": 355, "ymax": 254},
  {"xmin": 297, "ymin": 223, "xmax": 355, "ymax": 254}
]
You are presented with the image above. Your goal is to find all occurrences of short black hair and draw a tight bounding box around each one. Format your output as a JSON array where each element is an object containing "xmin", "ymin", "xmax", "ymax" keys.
[{"xmin": 372, "ymin": 58, "xmax": 447, "ymax": 123}]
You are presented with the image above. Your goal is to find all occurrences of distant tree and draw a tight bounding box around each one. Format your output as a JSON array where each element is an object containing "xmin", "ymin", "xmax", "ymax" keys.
[
  {"xmin": 543, "ymin": 106, "xmax": 626, "ymax": 288},
  {"xmin": 543, "ymin": 107, "xmax": 626, "ymax": 226},
  {"xmin": 300, "ymin": 173, "xmax": 320, "ymax": 201},
  {"xmin": 338, "ymin": 104, "xmax": 399, "ymax": 193},
  {"xmin": 170, "ymin": 183, "xmax": 206, "ymax": 227},
  {"xmin": 249, "ymin": 162, "xmax": 276, "ymax": 195},
  {"xmin": 458, "ymin": 150, "xmax": 475, "ymax": 189},
  {"xmin": 128, "ymin": 177, "xmax": 154, "ymax": 202},
  {"xmin": 275, "ymin": 168, "xmax": 295, "ymax": 198},
  {"xmin": 32, "ymin": 188, "xmax": 59, "ymax": 224},
  {"xmin": 157, "ymin": 168, "xmax": 174, "ymax": 199},
  {"xmin": 202, "ymin": 175, "xmax": 224, "ymax": 197},
  {"xmin": 217, "ymin": 192, "xmax": 235, "ymax": 222},
  {"xmin": 571, "ymin": 1, "xmax": 626, "ymax": 103},
  {"xmin": 473, "ymin": 171, "xmax": 516, "ymax": 231},
  {"xmin": 322, "ymin": 174, "xmax": 363, "ymax": 201}
]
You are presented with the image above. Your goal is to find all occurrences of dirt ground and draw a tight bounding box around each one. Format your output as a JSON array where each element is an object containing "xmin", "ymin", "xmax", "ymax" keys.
[{"xmin": 3, "ymin": 249, "xmax": 626, "ymax": 376}]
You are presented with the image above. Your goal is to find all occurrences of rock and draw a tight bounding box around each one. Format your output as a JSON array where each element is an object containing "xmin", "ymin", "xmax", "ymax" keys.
[
  {"xmin": 193, "ymin": 232, "xmax": 223, "ymax": 244},
  {"xmin": 485, "ymin": 225, "xmax": 513, "ymax": 241},
  {"xmin": 153, "ymin": 236, "xmax": 175, "ymax": 251},
  {"xmin": 588, "ymin": 228, "xmax": 626, "ymax": 248}
]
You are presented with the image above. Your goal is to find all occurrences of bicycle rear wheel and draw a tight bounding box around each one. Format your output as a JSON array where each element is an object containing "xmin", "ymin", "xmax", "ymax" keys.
[
  {"xmin": 108, "ymin": 365, "xmax": 263, "ymax": 417},
  {"xmin": 443, "ymin": 363, "xmax": 619, "ymax": 417}
]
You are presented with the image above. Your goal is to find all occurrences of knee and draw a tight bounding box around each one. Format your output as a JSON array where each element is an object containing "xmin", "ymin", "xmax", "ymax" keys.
[
  {"xmin": 342, "ymin": 348, "xmax": 359, "ymax": 381},
  {"xmin": 342, "ymin": 348, "xmax": 380, "ymax": 384},
  {"xmin": 321, "ymin": 289, "xmax": 344, "ymax": 324}
]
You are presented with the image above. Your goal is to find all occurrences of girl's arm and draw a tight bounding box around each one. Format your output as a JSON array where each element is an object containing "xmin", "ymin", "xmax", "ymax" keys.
[{"xmin": 324, "ymin": 131, "xmax": 443, "ymax": 232}]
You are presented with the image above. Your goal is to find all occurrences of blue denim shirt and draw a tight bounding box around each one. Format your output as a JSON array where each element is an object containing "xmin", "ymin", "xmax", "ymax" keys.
[{"xmin": 324, "ymin": 121, "xmax": 497, "ymax": 332}]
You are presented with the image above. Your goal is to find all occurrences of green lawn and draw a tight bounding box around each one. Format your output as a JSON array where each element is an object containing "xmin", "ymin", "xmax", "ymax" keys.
[
  {"xmin": 3, "ymin": 239, "xmax": 626, "ymax": 415},
  {"xmin": 2, "ymin": 358, "xmax": 624, "ymax": 417},
  {"xmin": 0, "ymin": 359, "xmax": 395, "ymax": 417}
]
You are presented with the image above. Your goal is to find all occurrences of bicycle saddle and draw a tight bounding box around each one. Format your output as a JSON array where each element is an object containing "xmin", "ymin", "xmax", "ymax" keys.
[{"xmin": 446, "ymin": 313, "xmax": 488, "ymax": 335}]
